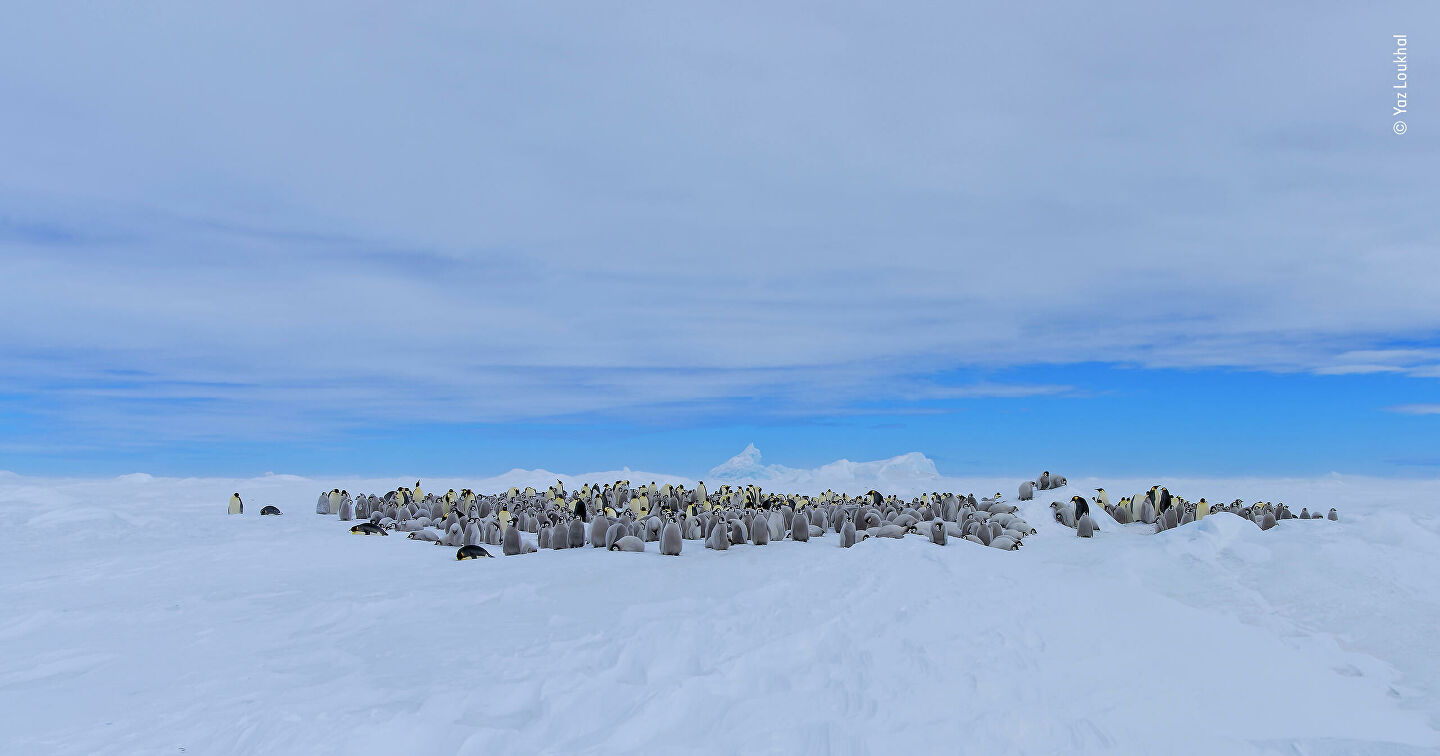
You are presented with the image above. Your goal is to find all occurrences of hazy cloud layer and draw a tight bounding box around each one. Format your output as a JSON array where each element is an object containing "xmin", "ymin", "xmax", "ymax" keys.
[{"xmin": 1, "ymin": 2, "xmax": 1436, "ymax": 443}]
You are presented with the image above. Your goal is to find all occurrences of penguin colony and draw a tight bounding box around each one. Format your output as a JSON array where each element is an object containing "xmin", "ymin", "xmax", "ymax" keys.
[
  {"xmin": 234, "ymin": 478, "xmax": 1339, "ymax": 554},
  {"xmin": 292, "ymin": 480, "xmax": 1037, "ymax": 559},
  {"xmin": 1016, "ymin": 471, "xmax": 1067, "ymax": 501},
  {"xmin": 1050, "ymin": 485, "xmax": 1338, "ymax": 537}
]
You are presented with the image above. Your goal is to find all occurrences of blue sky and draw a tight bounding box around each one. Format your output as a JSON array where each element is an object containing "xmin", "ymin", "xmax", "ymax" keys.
[{"xmin": 1, "ymin": 2, "xmax": 1437, "ymax": 478}]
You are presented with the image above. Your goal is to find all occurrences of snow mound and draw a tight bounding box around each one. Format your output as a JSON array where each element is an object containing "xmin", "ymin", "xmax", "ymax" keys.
[{"xmin": 1, "ymin": 463, "xmax": 1438, "ymax": 753}]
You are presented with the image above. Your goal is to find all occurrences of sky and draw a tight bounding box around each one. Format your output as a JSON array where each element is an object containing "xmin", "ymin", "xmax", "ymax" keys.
[{"xmin": 1, "ymin": 1, "xmax": 1437, "ymax": 478}]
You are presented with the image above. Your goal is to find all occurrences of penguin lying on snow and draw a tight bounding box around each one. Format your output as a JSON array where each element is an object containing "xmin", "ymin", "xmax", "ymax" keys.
[
  {"xmin": 260, "ymin": 505, "xmax": 282, "ymax": 516},
  {"xmin": 456, "ymin": 545, "xmax": 493, "ymax": 560},
  {"xmin": 610, "ymin": 535, "xmax": 646, "ymax": 553},
  {"xmin": 351, "ymin": 522, "xmax": 388, "ymax": 536}
]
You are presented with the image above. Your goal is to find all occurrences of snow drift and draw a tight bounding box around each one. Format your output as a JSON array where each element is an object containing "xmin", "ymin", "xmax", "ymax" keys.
[{"xmin": 1, "ymin": 448, "xmax": 1437, "ymax": 754}]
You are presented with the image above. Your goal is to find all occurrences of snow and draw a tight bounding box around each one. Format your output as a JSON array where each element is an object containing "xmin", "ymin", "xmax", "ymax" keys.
[{"xmin": 1, "ymin": 449, "xmax": 1438, "ymax": 754}]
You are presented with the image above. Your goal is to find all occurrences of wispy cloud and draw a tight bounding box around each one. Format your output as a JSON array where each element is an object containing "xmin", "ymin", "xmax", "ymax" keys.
[
  {"xmin": 0, "ymin": 2, "xmax": 1435, "ymax": 457},
  {"xmin": 1386, "ymin": 404, "xmax": 1440, "ymax": 416}
]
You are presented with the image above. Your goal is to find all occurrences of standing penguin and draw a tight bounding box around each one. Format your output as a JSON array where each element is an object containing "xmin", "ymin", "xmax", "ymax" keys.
[
  {"xmin": 338, "ymin": 494, "xmax": 355, "ymax": 522},
  {"xmin": 1076, "ymin": 514, "xmax": 1095, "ymax": 538},
  {"xmin": 840, "ymin": 519, "xmax": 857, "ymax": 548},
  {"xmin": 1019, "ymin": 481, "xmax": 1034, "ymax": 501},
  {"xmin": 328, "ymin": 489, "xmax": 342, "ymax": 515},
  {"xmin": 791, "ymin": 513, "xmax": 810, "ymax": 542},
  {"xmin": 752, "ymin": 516, "xmax": 770, "ymax": 545},
  {"xmin": 706, "ymin": 521, "xmax": 731, "ymax": 550},
  {"xmin": 660, "ymin": 518, "xmax": 683, "ymax": 556},
  {"xmin": 228, "ymin": 493, "xmax": 243, "ymax": 515}
]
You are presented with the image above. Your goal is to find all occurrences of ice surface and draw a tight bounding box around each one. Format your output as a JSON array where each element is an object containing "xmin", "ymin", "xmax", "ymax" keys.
[{"xmin": 1, "ymin": 450, "xmax": 1437, "ymax": 754}]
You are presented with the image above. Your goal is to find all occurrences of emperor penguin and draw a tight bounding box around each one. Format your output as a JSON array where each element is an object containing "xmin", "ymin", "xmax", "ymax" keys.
[
  {"xmin": 1076, "ymin": 514, "xmax": 1095, "ymax": 538},
  {"xmin": 338, "ymin": 494, "xmax": 355, "ymax": 521},
  {"xmin": 1328, "ymin": 507, "xmax": 1338, "ymax": 521},
  {"xmin": 315, "ymin": 492, "xmax": 328, "ymax": 514},
  {"xmin": 706, "ymin": 521, "xmax": 731, "ymax": 550},
  {"xmin": 929, "ymin": 520, "xmax": 947, "ymax": 545},
  {"xmin": 841, "ymin": 519, "xmax": 857, "ymax": 548},
  {"xmin": 791, "ymin": 514, "xmax": 810, "ymax": 542},
  {"xmin": 590, "ymin": 515, "xmax": 610, "ymax": 548},
  {"xmin": 259, "ymin": 505, "xmax": 282, "ymax": 515},
  {"xmin": 610, "ymin": 535, "xmax": 645, "ymax": 553},
  {"xmin": 567, "ymin": 518, "xmax": 586, "ymax": 548},
  {"xmin": 228, "ymin": 493, "xmax": 243, "ymax": 515},
  {"xmin": 328, "ymin": 489, "xmax": 342, "ymax": 515},
  {"xmin": 456, "ymin": 544, "xmax": 492, "ymax": 560},
  {"xmin": 1137, "ymin": 496, "xmax": 1157, "ymax": 525},
  {"xmin": 660, "ymin": 518, "xmax": 683, "ymax": 556},
  {"xmin": 767, "ymin": 510, "xmax": 785, "ymax": 541},
  {"xmin": 1095, "ymin": 488, "xmax": 1110, "ymax": 510},
  {"xmin": 1038, "ymin": 471, "xmax": 1051, "ymax": 490},
  {"xmin": 1019, "ymin": 481, "xmax": 1034, "ymax": 501},
  {"xmin": 1071, "ymin": 495, "xmax": 1090, "ymax": 521},
  {"xmin": 604, "ymin": 520, "xmax": 625, "ymax": 550},
  {"xmin": 350, "ymin": 522, "xmax": 388, "ymax": 536},
  {"xmin": 1259, "ymin": 512, "xmax": 1277, "ymax": 530},
  {"xmin": 503, "ymin": 523, "xmax": 522, "ymax": 556}
]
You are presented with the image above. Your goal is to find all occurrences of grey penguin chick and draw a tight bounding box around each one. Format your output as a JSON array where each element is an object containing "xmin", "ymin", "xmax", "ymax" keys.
[
  {"xmin": 752, "ymin": 517, "xmax": 770, "ymax": 545},
  {"xmin": 1328, "ymin": 507, "xmax": 1338, "ymax": 521},
  {"xmin": 590, "ymin": 516, "xmax": 610, "ymax": 547},
  {"xmin": 611, "ymin": 535, "xmax": 646, "ymax": 553},
  {"xmin": 1076, "ymin": 514, "xmax": 1095, "ymax": 538},
  {"xmin": 841, "ymin": 519, "xmax": 857, "ymax": 548},
  {"xmin": 989, "ymin": 535, "xmax": 1020, "ymax": 550},
  {"xmin": 661, "ymin": 519, "xmax": 683, "ymax": 556},
  {"xmin": 791, "ymin": 515, "xmax": 810, "ymax": 542},
  {"xmin": 929, "ymin": 520, "xmax": 947, "ymax": 545},
  {"xmin": 604, "ymin": 521, "xmax": 625, "ymax": 550},
  {"xmin": 707, "ymin": 522, "xmax": 731, "ymax": 550}
]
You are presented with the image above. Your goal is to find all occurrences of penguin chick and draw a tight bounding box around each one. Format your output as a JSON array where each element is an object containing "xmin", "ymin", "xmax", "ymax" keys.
[
  {"xmin": 661, "ymin": 519, "xmax": 683, "ymax": 556},
  {"xmin": 610, "ymin": 535, "xmax": 646, "ymax": 553}
]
